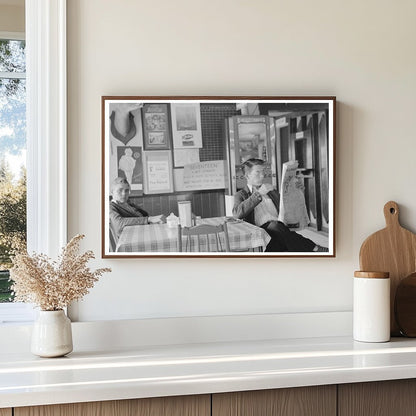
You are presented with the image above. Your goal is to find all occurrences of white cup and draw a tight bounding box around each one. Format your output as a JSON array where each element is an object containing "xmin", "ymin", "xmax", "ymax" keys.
[{"xmin": 178, "ymin": 201, "xmax": 192, "ymax": 227}]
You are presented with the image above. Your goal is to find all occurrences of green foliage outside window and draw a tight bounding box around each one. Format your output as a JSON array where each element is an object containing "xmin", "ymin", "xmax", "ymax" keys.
[
  {"xmin": 0, "ymin": 38, "xmax": 27, "ymax": 302},
  {"xmin": 0, "ymin": 163, "xmax": 26, "ymax": 302}
]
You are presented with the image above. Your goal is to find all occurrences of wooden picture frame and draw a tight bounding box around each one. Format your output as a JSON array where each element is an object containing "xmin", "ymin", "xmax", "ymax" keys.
[{"xmin": 102, "ymin": 96, "xmax": 336, "ymax": 258}]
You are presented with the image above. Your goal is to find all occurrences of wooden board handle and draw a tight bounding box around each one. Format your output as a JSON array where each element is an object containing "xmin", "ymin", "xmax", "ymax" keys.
[{"xmin": 384, "ymin": 201, "xmax": 400, "ymax": 228}]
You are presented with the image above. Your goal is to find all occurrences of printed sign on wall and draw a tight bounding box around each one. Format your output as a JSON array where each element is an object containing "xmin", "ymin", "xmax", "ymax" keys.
[
  {"xmin": 143, "ymin": 151, "xmax": 173, "ymax": 194},
  {"xmin": 171, "ymin": 103, "xmax": 203, "ymax": 149},
  {"xmin": 182, "ymin": 160, "xmax": 226, "ymax": 191}
]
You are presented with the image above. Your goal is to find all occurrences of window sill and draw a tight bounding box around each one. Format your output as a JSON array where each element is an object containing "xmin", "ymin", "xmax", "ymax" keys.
[
  {"xmin": 0, "ymin": 303, "xmax": 35, "ymax": 325},
  {"xmin": 1, "ymin": 334, "xmax": 416, "ymax": 408}
]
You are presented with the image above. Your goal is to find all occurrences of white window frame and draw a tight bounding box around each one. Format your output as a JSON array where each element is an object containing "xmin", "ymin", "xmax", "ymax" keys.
[
  {"xmin": 26, "ymin": 0, "xmax": 67, "ymax": 256},
  {"xmin": 0, "ymin": 0, "xmax": 67, "ymax": 324}
]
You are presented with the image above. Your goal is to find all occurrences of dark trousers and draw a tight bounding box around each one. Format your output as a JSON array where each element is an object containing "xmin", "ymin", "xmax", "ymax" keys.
[{"xmin": 262, "ymin": 221, "xmax": 316, "ymax": 252}]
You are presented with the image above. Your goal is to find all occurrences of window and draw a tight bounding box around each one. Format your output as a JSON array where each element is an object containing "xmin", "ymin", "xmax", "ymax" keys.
[
  {"xmin": 0, "ymin": 0, "xmax": 67, "ymax": 324},
  {"xmin": 0, "ymin": 35, "xmax": 26, "ymax": 307}
]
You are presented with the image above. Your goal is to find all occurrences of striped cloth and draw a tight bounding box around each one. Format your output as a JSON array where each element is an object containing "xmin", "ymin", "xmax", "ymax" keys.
[{"xmin": 116, "ymin": 217, "xmax": 271, "ymax": 253}]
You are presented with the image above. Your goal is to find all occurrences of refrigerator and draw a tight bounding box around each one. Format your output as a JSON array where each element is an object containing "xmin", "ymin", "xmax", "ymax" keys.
[
  {"xmin": 224, "ymin": 111, "xmax": 329, "ymax": 232},
  {"xmin": 224, "ymin": 115, "xmax": 277, "ymax": 196}
]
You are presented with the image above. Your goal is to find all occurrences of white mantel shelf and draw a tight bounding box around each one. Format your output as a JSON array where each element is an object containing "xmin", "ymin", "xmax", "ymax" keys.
[{"xmin": 2, "ymin": 336, "xmax": 416, "ymax": 408}]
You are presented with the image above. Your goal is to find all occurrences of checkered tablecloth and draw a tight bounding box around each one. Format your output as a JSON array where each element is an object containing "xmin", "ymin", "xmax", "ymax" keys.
[{"xmin": 116, "ymin": 217, "xmax": 271, "ymax": 253}]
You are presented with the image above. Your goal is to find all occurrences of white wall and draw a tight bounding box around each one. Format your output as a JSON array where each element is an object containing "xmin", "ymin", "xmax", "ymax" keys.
[{"xmin": 67, "ymin": 0, "xmax": 416, "ymax": 322}]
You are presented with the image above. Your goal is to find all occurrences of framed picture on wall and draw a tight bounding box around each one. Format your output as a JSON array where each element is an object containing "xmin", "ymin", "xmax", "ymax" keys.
[
  {"xmin": 142, "ymin": 103, "xmax": 171, "ymax": 150},
  {"xmin": 143, "ymin": 150, "xmax": 174, "ymax": 195},
  {"xmin": 171, "ymin": 103, "xmax": 203, "ymax": 149},
  {"xmin": 102, "ymin": 96, "xmax": 336, "ymax": 258}
]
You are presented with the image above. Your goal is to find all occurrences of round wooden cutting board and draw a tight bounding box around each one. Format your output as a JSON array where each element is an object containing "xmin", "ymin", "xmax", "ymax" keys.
[{"xmin": 359, "ymin": 201, "xmax": 416, "ymax": 336}]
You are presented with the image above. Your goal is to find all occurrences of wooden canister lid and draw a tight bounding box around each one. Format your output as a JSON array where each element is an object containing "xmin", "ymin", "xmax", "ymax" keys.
[{"xmin": 354, "ymin": 271, "xmax": 389, "ymax": 279}]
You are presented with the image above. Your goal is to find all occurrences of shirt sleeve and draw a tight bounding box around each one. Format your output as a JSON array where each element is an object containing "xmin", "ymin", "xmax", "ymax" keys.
[
  {"xmin": 109, "ymin": 204, "xmax": 149, "ymax": 238},
  {"xmin": 233, "ymin": 190, "xmax": 262, "ymax": 219}
]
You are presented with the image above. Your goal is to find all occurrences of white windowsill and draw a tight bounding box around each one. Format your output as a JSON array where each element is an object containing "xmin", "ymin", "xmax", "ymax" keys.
[
  {"xmin": 2, "ymin": 331, "xmax": 416, "ymax": 409},
  {"xmin": 0, "ymin": 311, "xmax": 355, "ymax": 407},
  {"xmin": 0, "ymin": 303, "xmax": 36, "ymax": 325}
]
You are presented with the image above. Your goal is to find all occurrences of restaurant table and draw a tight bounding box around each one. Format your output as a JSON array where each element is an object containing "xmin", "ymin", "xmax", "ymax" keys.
[{"xmin": 116, "ymin": 217, "xmax": 271, "ymax": 253}]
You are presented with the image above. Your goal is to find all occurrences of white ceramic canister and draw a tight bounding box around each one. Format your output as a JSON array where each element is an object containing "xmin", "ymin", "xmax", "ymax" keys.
[{"xmin": 353, "ymin": 271, "xmax": 390, "ymax": 342}]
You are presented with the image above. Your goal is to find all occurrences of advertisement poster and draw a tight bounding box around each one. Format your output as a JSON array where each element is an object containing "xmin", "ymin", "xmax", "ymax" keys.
[
  {"xmin": 143, "ymin": 150, "xmax": 173, "ymax": 194},
  {"xmin": 142, "ymin": 104, "xmax": 171, "ymax": 150},
  {"xmin": 171, "ymin": 103, "xmax": 203, "ymax": 149},
  {"xmin": 117, "ymin": 146, "xmax": 143, "ymax": 194},
  {"xmin": 147, "ymin": 160, "xmax": 170, "ymax": 192}
]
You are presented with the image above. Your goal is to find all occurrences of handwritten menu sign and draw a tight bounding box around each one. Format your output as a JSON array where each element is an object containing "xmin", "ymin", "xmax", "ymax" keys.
[
  {"xmin": 183, "ymin": 160, "xmax": 225, "ymax": 190},
  {"xmin": 148, "ymin": 160, "xmax": 171, "ymax": 191}
]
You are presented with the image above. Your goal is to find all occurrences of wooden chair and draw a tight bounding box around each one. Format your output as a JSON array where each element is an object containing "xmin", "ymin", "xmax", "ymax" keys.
[{"xmin": 178, "ymin": 223, "xmax": 230, "ymax": 252}]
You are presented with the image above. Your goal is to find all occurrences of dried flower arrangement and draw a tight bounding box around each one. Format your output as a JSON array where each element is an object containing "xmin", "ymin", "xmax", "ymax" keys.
[{"xmin": 10, "ymin": 234, "xmax": 111, "ymax": 311}]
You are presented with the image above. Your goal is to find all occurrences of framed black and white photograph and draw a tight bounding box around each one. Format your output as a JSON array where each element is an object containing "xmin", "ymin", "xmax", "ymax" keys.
[{"xmin": 102, "ymin": 96, "xmax": 336, "ymax": 258}]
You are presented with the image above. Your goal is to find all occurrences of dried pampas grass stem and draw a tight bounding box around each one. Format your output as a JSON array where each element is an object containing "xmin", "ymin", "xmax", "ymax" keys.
[{"xmin": 10, "ymin": 234, "xmax": 111, "ymax": 311}]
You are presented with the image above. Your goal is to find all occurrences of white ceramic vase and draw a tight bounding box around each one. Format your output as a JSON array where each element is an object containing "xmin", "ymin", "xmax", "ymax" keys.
[{"xmin": 31, "ymin": 310, "xmax": 73, "ymax": 357}]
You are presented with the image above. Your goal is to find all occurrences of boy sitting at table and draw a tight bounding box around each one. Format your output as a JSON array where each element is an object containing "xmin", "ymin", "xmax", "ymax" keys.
[
  {"xmin": 232, "ymin": 158, "xmax": 328, "ymax": 252},
  {"xmin": 110, "ymin": 177, "xmax": 166, "ymax": 239}
]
